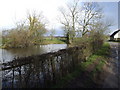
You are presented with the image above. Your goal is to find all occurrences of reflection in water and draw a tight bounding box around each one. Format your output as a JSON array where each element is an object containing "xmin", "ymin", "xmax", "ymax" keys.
[
  {"xmin": 2, "ymin": 46, "xmax": 82, "ymax": 88},
  {"xmin": 0, "ymin": 44, "xmax": 67, "ymax": 63}
]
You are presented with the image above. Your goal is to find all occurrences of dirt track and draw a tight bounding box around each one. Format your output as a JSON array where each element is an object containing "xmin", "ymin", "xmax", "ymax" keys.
[{"xmin": 102, "ymin": 42, "xmax": 119, "ymax": 88}]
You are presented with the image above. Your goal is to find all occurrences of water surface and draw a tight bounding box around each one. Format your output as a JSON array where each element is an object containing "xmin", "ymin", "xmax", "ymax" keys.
[{"xmin": 0, "ymin": 44, "xmax": 67, "ymax": 63}]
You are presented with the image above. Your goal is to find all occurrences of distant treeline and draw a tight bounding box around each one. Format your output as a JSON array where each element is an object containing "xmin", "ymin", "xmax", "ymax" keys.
[{"xmin": 1, "ymin": 2, "xmax": 113, "ymax": 48}]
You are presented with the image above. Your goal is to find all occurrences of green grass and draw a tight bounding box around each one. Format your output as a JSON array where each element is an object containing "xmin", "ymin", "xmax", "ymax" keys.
[
  {"xmin": 52, "ymin": 65, "xmax": 81, "ymax": 88},
  {"xmin": 51, "ymin": 42, "xmax": 110, "ymax": 88},
  {"xmin": 94, "ymin": 42, "xmax": 110, "ymax": 56},
  {"xmin": 42, "ymin": 38, "xmax": 66, "ymax": 44},
  {"xmin": 80, "ymin": 55, "xmax": 100, "ymax": 70},
  {"xmin": 95, "ymin": 60, "xmax": 105, "ymax": 71},
  {"xmin": 81, "ymin": 42, "xmax": 110, "ymax": 70},
  {"xmin": 81, "ymin": 42, "xmax": 110, "ymax": 79}
]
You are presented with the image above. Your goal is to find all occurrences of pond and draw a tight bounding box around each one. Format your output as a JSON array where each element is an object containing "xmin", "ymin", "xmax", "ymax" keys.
[{"xmin": 0, "ymin": 44, "xmax": 67, "ymax": 63}]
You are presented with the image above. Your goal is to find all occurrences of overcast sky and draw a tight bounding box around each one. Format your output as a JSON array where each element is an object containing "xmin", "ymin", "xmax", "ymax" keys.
[{"xmin": 0, "ymin": 0, "xmax": 118, "ymax": 35}]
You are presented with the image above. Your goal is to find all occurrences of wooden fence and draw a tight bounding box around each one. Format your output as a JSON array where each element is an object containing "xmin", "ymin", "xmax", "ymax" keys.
[{"xmin": 2, "ymin": 46, "xmax": 85, "ymax": 88}]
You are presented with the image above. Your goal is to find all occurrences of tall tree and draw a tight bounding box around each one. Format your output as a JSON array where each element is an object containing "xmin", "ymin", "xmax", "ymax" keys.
[
  {"xmin": 58, "ymin": 0, "xmax": 79, "ymax": 44},
  {"xmin": 67, "ymin": 0, "xmax": 79, "ymax": 40},
  {"xmin": 27, "ymin": 11, "xmax": 47, "ymax": 44},
  {"xmin": 77, "ymin": 2, "xmax": 103, "ymax": 36}
]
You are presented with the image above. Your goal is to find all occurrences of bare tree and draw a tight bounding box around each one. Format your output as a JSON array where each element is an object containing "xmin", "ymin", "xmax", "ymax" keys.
[
  {"xmin": 77, "ymin": 2, "xmax": 103, "ymax": 36},
  {"xmin": 50, "ymin": 28, "xmax": 56, "ymax": 40},
  {"xmin": 27, "ymin": 11, "xmax": 47, "ymax": 44},
  {"xmin": 58, "ymin": 0, "xmax": 79, "ymax": 44},
  {"xmin": 89, "ymin": 18, "xmax": 114, "ymax": 39},
  {"xmin": 58, "ymin": 8, "xmax": 71, "ymax": 44},
  {"xmin": 67, "ymin": 0, "xmax": 79, "ymax": 40}
]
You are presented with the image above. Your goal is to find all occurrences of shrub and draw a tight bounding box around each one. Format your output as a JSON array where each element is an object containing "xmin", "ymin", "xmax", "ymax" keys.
[{"xmin": 73, "ymin": 31, "xmax": 105, "ymax": 61}]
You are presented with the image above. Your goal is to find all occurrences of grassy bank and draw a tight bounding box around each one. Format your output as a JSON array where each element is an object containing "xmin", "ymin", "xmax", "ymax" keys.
[
  {"xmin": 0, "ymin": 38, "xmax": 66, "ymax": 49},
  {"xmin": 52, "ymin": 42, "xmax": 110, "ymax": 88},
  {"xmin": 42, "ymin": 38, "xmax": 66, "ymax": 44}
]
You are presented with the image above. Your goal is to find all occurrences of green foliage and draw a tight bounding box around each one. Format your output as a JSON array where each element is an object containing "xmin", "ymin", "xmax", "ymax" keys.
[
  {"xmin": 81, "ymin": 42, "xmax": 110, "ymax": 71},
  {"xmin": 52, "ymin": 65, "xmax": 81, "ymax": 88},
  {"xmin": 73, "ymin": 29, "xmax": 106, "ymax": 61},
  {"xmin": 80, "ymin": 55, "xmax": 99, "ymax": 70},
  {"xmin": 94, "ymin": 42, "xmax": 110, "ymax": 56},
  {"xmin": 95, "ymin": 60, "xmax": 105, "ymax": 71}
]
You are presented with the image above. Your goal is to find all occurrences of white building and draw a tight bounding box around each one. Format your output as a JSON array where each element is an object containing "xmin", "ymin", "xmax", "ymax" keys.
[
  {"xmin": 114, "ymin": 30, "xmax": 120, "ymax": 39},
  {"xmin": 110, "ymin": 30, "xmax": 120, "ymax": 41}
]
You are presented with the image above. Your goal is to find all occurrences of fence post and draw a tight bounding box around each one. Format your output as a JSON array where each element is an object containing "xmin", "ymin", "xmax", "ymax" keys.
[
  {"xmin": 12, "ymin": 67, "xmax": 14, "ymax": 88},
  {"xmin": 50, "ymin": 56, "xmax": 56, "ymax": 85},
  {"xmin": 18, "ymin": 66, "xmax": 21, "ymax": 88}
]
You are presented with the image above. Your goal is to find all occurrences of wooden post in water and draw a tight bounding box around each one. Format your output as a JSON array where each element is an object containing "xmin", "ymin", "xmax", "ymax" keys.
[
  {"xmin": 46, "ymin": 58, "xmax": 52, "ymax": 87},
  {"xmin": 55, "ymin": 55, "xmax": 61, "ymax": 81},
  {"xmin": 18, "ymin": 66, "xmax": 21, "ymax": 88},
  {"xmin": 60, "ymin": 54, "xmax": 65, "ymax": 77},
  {"xmin": 50, "ymin": 56, "xmax": 56, "ymax": 85},
  {"xmin": 41, "ymin": 60, "xmax": 46, "ymax": 87},
  {"xmin": 12, "ymin": 67, "xmax": 14, "ymax": 88}
]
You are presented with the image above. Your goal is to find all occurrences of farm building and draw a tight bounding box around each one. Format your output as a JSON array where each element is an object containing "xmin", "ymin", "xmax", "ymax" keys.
[{"xmin": 110, "ymin": 29, "xmax": 120, "ymax": 41}]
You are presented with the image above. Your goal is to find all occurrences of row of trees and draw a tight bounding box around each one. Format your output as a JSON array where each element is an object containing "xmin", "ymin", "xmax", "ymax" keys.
[
  {"xmin": 58, "ymin": 1, "xmax": 112, "ymax": 44},
  {"xmin": 2, "ymin": 1, "xmax": 113, "ymax": 48}
]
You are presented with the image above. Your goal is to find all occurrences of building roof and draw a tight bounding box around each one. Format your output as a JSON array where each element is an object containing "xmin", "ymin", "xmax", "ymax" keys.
[{"xmin": 110, "ymin": 29, "xmax": 120, "ymax": 37}]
